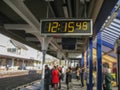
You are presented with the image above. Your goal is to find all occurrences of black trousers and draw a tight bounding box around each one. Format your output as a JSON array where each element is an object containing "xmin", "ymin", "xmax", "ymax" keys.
[
  {"xmin": 58, "ymin": 80, "xmax": 61, "ymax": 89},
  {"xmin": 44, "ymin": 81, "xmax": 49, "ymax": 90},
  {"xmin": 80, "ymin": 74, "xmax": 84, "ymax": 87},
  {"xmin": 103, "ymin": 85, "xmax": 106, "ymax": 90}
]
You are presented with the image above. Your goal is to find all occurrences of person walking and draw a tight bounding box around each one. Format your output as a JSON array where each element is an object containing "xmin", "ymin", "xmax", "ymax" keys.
[
  {"xmin": 66, "ymin": 67, "xmax": 72, "ymax": 90},
  {"xmin": 105, "ymin": 68, "xmax": 113, "ymax": 90},
  {"xmin": 52, "ymin": 66, "xmax": 59, "ymax": 90},
  {"xmin": 80, "ymin": 67, "xmax": 84, "ymax": 87}
]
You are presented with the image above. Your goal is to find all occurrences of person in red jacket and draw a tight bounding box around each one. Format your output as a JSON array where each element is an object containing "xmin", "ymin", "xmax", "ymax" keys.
[{"xmin": 52, "ymin": 66, "xmax": 59, "ymax": 90}]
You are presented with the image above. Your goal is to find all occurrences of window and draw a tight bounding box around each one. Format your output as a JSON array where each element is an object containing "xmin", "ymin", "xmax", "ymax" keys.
[{"xmin": 7, "ymin": 48, "xmax": 17, "ymax": 53}]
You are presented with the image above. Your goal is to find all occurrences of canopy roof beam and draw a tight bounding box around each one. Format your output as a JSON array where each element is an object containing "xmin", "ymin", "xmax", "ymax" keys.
[
  {"xmin": 3, "ymin": 0, "xmax": 61, "ymax": 53},
  {"xmin": 3, "ymin": 0, "xmax": 39, "ymax": 31}
]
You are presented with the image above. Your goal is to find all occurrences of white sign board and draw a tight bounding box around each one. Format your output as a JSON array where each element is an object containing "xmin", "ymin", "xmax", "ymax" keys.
[{"xmin": 68, "ymin": 53, "xmax": 82, "ymax": 58}]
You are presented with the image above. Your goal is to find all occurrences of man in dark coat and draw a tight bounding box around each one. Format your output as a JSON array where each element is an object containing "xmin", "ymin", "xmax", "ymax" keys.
[
  {"xmin": 66, "ymin": 67, "xmax": 72, "ymax": 90},
  {"xmin": 44, "ymin": 65, "xmax": 51, "ymax": 90}
]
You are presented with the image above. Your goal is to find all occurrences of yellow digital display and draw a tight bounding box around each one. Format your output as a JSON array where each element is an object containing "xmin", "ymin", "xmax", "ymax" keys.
[{"xmin": 40, "ymin": 19, "xmax": 92, "ymax": 35}]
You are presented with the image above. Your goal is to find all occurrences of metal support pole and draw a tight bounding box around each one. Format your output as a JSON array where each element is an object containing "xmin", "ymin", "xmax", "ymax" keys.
[
  {"xmin": 59, "ymin": 59, "xmax": 61, "ymax": 65},
  {"xmin": 117, "ymin": 51, "xmax": 120, "ymax": 90},
  {"xmin": 65, "ymin": 60, "xmax": 66, "ymax": 66},
  {"xmin": 12, "ymin": 58, "xmax": 15, "ymax": 68},
  {"xmin": 39, "ymin": 37, "xmax": 51, "ymax": 90},
  {"xmin": 40, "ymin": 50, "xmax": 46, "ymax": 90},
  {"xmin": 81, "ymin": 53, "xmax": 84, "ymax": 67},
  {"xmin": 22, "ymin": 60, "xmax": 25, "ymax": 70},
  {"xmin": 57, "ymin": 51, "xmax": 63, "ymax": 66},
  {"xmin": 117, "ymin": 38, "xmax": 120, "ymax": 90},
  {"xmin": 70, "ymin": 60, "xmax": 71, "ymax": 67},
  {"xmin": 42, "ymin": 50, "xmax": 46, "ymax": 72},
  {"xmin": 79, "ymin": 58, "xmax": 81, "ymax": 67},
  {"xmin": 89, "ymin": 37, "xmax": 93, "ymax": 90},
  {"xmin": 86, "ymin": 48, "xmax": 88, "ymax": 67},
  {"xmin": 68, "ymin": 60, "xmax": 69, "ymax": 67},
  {"xmin": 71, "ymin": 60, "xmax": 72, "ymax": 67},
  {"xmin": 74, "ymin": 60, "xmax": 75, "ymax": 67},
  {"xmin": 97, "ymin": 32, "xmax": 102, "ymax": 90},
  {"xmin": 40, "ymin": 51, "xmax": 46, "ymax": 90}
]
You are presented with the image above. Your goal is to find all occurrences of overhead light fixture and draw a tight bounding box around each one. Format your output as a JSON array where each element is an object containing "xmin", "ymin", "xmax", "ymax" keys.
[{"xmin": 63, "ymin": 5, "xmax": 68, "ymax": 18}]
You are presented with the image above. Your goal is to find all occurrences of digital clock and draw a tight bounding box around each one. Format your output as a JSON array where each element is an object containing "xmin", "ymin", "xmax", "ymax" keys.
[{"xmin": 40, "ymin": 19, "xmax": 92, "ymax": 35}]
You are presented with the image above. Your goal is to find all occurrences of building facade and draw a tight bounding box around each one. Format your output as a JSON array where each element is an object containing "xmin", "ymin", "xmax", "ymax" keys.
[{"xmin": 0, "ymin": 34, "xmax": 58, "ymax": 70}]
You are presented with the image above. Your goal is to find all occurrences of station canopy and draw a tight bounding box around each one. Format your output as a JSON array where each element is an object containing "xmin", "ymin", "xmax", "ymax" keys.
[
  {"xmin": 0, "ymin": 0, "xmax": 118, "ymax": 60},
  {"xmin": 93, "ymin": 0, "xmax": 120, "ymax": 59}
]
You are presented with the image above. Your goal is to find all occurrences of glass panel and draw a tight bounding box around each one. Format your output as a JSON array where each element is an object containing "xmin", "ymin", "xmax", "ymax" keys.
[
  {"xmin": 105, "ymin": 28, "xmax": 120, "ymax": 35},
  {"xmin": 111, "ymin": 22, "xmax": 120, "ymax": 28},
  {"xmin": 102, "ymin": 33, "xmax": 117, "ymax": 39},
  {"xmin": 102, "ymin": 38, "xmax": 115, "ymax": 45},
  {"xmin": 113, "ymin": 18, "xmax": 120, "ymax": 24},
  {"xmin": 102, "ymin": 36, "xmax": 116, "ymax": 41},
  {"xmin": 103, "ymin": 30, "xmax": 119, "ymax": 37},
  {"xmin": 109, "ymin": 25, "xmax": 120, "ymax": 33}
]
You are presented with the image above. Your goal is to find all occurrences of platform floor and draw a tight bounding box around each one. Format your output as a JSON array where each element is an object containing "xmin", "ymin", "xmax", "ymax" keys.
[{"xmin": 20, "ymin": 79, "xmax": 118, "ymax": 90}]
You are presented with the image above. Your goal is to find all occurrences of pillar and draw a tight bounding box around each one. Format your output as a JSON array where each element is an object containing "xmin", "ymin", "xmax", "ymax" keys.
[
  {"xmin": 86, "ymin": 48, "xmax": 88, "ymax": 67},
  {"xmin": 69, "ymin": 60, "xmax": 71, "ymax": 67},
  {"xmin": 74, "ymin": 60, "xmax": 75, "ymax": 67},
  {"xmin": 89, "ymin": 37, "xmax": 93, "ymax": 90},
  {"xmin": 11, "ymin": 58, "xmax": 14, "ymax": 67},
  {"xmin": 71, "ymin": 60, "xmax": 72, "ymax": 67},
  {"xmin": 59, "ymin": 59, "xmax": 61, "ymax": 65},
  {"xmin": 117, "ymin": 37, "xmax": 120, "ymax": 89},
  {"xmin": 22, "ymin": 60, "xmax": 25, "ymax": 70},
  {"xmin": 39, "ymin": 37, "xmax": 52, "ymax": 90},
  {"xmin": 65, "ymin": 60, "xmax": 66, "ymax": 66},
  {"xmin": 57, "ymin": 51, "xmax": 63, "ymax": 66},
  {"xmin": 97, "ymin": 32, "xmax": 102, "ymax": 90},
  {"xmin": 81, "ymin": 53, "xmax": 84, "ymax": 67}
]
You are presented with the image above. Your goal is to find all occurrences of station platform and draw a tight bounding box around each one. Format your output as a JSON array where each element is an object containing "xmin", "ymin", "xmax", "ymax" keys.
[{"xmin": 18, "ymin": 79, "xmax": 118, "ymax": 90}]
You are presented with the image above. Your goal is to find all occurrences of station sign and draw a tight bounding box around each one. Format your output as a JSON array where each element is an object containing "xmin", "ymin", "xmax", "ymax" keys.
[
  {"xmin": 68, "ymin": 53, "xmax": 82, "ymax": 58},
  {"xmin": 40, "ymin": 19, "xmax": 92, "ymax": 36}
]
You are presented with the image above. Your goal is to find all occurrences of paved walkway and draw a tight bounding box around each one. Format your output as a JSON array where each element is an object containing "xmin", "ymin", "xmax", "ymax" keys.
[
  {"xmin": 18, "ymin": 79, "xmax": 118, "ymax": 90},
  {"xmin": 20, "ymin": 81, "xmax": 41, "ymax": 90}
]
